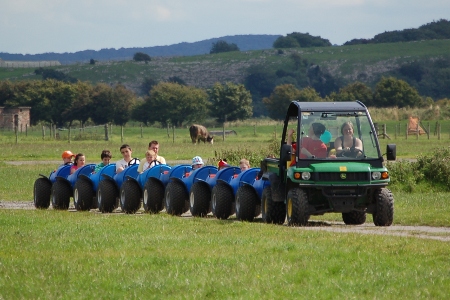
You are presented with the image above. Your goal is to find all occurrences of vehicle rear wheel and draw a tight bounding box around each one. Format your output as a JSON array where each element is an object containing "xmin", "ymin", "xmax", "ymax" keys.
[
  {"xmin": 97, "ymin": 180, "xmax": 118, "ymax": 213},
  {"xmin": 143, "ymin": 179, "xmax": 165, "ymax": 213},
  {"xmin": 33, "ymin": 178, "xmax": 52, "ymax": 209},
  {"xmin": 235, "ymin": 185, "xmax": 257, "ymax": 222},
  {"xmin": 74, "ymin": 179, "xmax": 94, "ymax": 211},
  {"xmin": 286, "ymin": 188, "xmax": 310, "ymax": 226},
  {"xmin": 211, "ymin": 183, "xmax": 234, "ymax": 220},
  {"xmin": 120, "ymin": 180, "xmax": 141, "ymax": 214},
  {"xmin": 261, "ymin": 186, "xmax": 286, "ymax": 224},
  {"xmin": 373, "ymin": 188, "xmax": 394, "ymax": 226},
  {"xmin": 342, "ymin": 211, "xmax": 366, "ymax": 225},
  {"xmin": 190, "ymin": 182, "xmax": 210, "ymax": 217},
  {"xmin": 51, "ymin": 181, "xmax": 72, "ymax": 210},
  {"xmin": 165, "ymin": 181, "xmax": 188, "ymax": 216}
]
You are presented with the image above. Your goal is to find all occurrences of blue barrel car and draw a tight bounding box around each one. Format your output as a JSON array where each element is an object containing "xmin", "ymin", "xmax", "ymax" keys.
[
  {"xmin": 72, "ymin": 164, "xmax": 116, "ymax": 211},
  {"xmin": 164, "ymin": 165, "xmax": 220, "ymax": 216},
  {"xmin": 33, "ymin": 165, "xmax": 72, "ymax": 209},
  {"xmin": 234, "ymin": 168, "xmax": 266, "ymax": 222},
  {"xmin": 209, "ymin": 167, "xmax": 241, "ymax": 219},
  {"xmin": 50, "ymin": 164, "xmax": 96, "ymax": 210},
  {"xmin": 187, "ymin": 166, "xmax": 220, "ymax": 217},
  {"xmin": 96, "ymin": 163, "xmax": 140, "ymax": 213},
  {"xmin": 119, "ymin": 164, "xmax": 172, "ymax": 214}
]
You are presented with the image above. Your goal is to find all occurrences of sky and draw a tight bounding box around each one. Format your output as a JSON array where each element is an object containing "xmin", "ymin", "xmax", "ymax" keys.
[{"xmin": 0, "ymin": 0, "xmax": 448, "ymax": 55}]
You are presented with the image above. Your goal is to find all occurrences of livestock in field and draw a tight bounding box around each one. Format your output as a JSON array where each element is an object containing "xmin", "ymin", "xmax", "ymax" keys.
[{"xmin": 189, "ymin": 124, "xmax": 214, "ymax": 144}]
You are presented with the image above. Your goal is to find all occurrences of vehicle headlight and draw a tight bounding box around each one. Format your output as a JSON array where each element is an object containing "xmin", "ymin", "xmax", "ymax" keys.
[
  {"xmin": 301, "ymin": 172, "xmax": 311, "ymax": 180},
  {"xmin": 372, "ymin": 172, "xmax": 381, "ymax": 180}
]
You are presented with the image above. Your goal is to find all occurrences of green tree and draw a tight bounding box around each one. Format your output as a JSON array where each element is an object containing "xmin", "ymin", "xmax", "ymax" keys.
[
  {"xmin": 89, "ymin": 83, "xmax": 115, "ymax": 125},
  {"xmin": 133, "ymin": 52, "xmax": 151, "ymax": 62},
  {"xmin": 138, "ymin": 82, "xmax": 209, "ymax": 127},
  {"xmin": 209, "ymin": 82, "xmax": 253, "ymax": 123},
  {"xmin": 329, "ymin": 82, "xmax": 373, "ymax": 106},
  {"xmin": 262, "ymin": 84, "xmax": 302, "ymax": 120},
  {"xmin": 111, "ymin": 84, "xmax": 136, "ymax": 126},
  {"xmin": 273, "ymin": 32, "xmax": 331, "ymax": 48},
  {"xmin": 210, "ymin": 40, "xmax": 240, "ymax": 54},
  {"xmin": 373, "ymin": 77, "xmax": 422, "ymax": 107}
]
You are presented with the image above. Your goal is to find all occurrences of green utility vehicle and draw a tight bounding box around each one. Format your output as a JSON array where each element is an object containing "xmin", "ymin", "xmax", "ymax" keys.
[{"xmin": 260, "ymin": 101, "xmax": 396, "ymax": 226}]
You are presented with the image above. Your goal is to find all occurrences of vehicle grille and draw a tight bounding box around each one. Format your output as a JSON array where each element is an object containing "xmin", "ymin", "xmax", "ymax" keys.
[{"xmin": 315, "ymin": 172, "xmax": 370, "ymax": 182}]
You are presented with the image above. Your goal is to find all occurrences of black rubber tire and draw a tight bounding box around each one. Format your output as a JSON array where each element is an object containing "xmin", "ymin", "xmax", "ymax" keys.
[
  {"xmin": 342, "ymin": 211, "xmax": 367, "ymax": 225},
  {"xmin": 33, "ymin": 178, "xmax": 52, "ymax": 209},
  {"xmin": 165, "ymin": 181, "xmax": 188, "ymax": 216},
  {"xmin": 51, "ymin": 181, "xmax": 72, "ymax": 210},
  {"xmin": 97, "ymin": 180, "xmax": 119, "ymax": 213},
  {"xmin": 143, "ymin": 179, "xmax": 164, "ymax": 213},
  {"xmin": 120, "ymin": 180, "xmax": 142, "ymax": 214},
  {"xmin": 286, "ymin": 188, "xmax": 310, "ymax": 226},
  {"xmin": 73, "ymin": 179, "xmax": 94, "ymax": 211},
  {"xmin": 189, "ymin": 182, "xmax": 211, "ymax": 217},
  {"xmin": 235, "ymin": 185, "xmax": 258, "ymax": 222},
  {"xmin": 373, "ymin": 188, "xmax": 394, "ymax": 226},
  {"xmin": 261, "ymin": 187, "xmax": 286, "ymax": 224},
  {"xmin": 211, "ymin": 183, "xmax": 234, "ymax": 220}
]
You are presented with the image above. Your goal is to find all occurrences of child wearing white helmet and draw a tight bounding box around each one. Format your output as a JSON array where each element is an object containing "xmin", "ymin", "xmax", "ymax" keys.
[{"xmin": 191, "ymin": 156, "xmax": 204, "ymax": 170}]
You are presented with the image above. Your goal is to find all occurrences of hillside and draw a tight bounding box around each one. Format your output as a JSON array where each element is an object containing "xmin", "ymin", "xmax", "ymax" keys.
[
  {"xmin": 1, "ymin": 39, "xmax": 449, "ymax": 97},
  {"xmin": 0, "ymin": 35, "xmax": 280, "ymax": 64}
]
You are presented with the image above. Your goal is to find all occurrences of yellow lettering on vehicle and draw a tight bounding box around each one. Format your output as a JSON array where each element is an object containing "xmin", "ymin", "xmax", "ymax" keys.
[{"xmin": 339, "ymin": 166, "xmax": 347, "ymax": 172}]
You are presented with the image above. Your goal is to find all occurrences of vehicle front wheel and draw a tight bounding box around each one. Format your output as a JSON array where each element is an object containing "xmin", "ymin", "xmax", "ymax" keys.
[
  {"xmin": 286, "ymin": 188, "xmax": 309, "ymax": 226},
  {"xmin": 342, "ymin": 211, "xmax": 366, "ymax": 225},
  {"xmin": 372, "ymin": 188, "xmax": 394, "ymax": 226}
]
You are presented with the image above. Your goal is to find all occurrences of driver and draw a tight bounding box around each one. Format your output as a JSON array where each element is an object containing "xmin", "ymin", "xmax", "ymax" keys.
[
  {"xmin": 116, "ymin": 144, "xmax": 140, "ymax": 173},
  {"xmin": 334, "ymin": 121, "xmax": 363, "ymax": 157}
]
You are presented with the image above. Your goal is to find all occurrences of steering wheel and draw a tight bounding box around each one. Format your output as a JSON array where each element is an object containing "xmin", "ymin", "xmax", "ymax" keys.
[
  {"xmin": 339, "ymin": 148, "xmax": 364, "ymax": 158},
  {"xmin": 128, "ymin": 158, "xmax": 140, "ymax": 166}
]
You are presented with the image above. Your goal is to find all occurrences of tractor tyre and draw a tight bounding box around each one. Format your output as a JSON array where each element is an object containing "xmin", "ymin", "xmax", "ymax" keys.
[
  {"xmin": 373, "ymin": 188, "xmax": 394, "ymax": 226},
  {"xmin": 342, "ymin": 211, "xmax": 367, "ymax": 225},
  {"xmin": 33, "ymin": 178, "xmax": 52, "ymax": 209},
  {"xmin": 165, "ymin": 181, "xmax": 188, "ymax": 216},
  {"xmin": 51, "ymin": 181, "xmax": 72, "ymax": 210},
  {"xmin": 73, "ymin": 179, "xmax": 94, "ymax": 211},
  {"xmin": 235, "ymin": 185, "xmax": 258, "ymax": 222},
  {"xmin": 286, "ymin": 188, "xmax": 310, "ymax": 226},
  {"xmin": 211, "ymin": 183, "xmax": 234, "ymax": 220},
  {"xmin": 189, "ymin": 182, "xmax": 211, "ymax": 217},
  {"xmin": 97, "ymin": 180, "xmax": 119, "ymax": 213},
  {"xmin": 261, "ymin": 186, "xmax": 286, "ymax": 224},
  {"xmin": 120, "ymin": 180, "xmax": 141, "ymax": 214},
  {"xmin": 143, "ymin": 179, "xmax": 164, "ymax": 214}
]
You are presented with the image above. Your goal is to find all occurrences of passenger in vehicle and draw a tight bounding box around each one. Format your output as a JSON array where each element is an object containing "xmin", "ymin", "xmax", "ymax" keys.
[
  {"xmin": 334, "ymin": 121, "xmax": 363, "ymax": 158},
  {"xmin": 138, "ymin": 150, "xmax": 161, "ymax": 173},
  {"xmin": 93, "ymin": 150, "xmax": 112, "ymax": 173},
  {"xmin": 116, "ymin": 144, "xmax": 139, "ymax": 173},
  {"xmin": 287, "ymin": 123, "xmax": 328, "ymax": 159},
  {"xmin": 60, "ymin": 150, "xmax": 74, "ymax": 167},
  {"xmin": 70, "ymin": 153, "xmax": 86, "ymax": 174},
  {"xmin": 239, "ymin": 158, "xmax": 250, "ymax": 171}
]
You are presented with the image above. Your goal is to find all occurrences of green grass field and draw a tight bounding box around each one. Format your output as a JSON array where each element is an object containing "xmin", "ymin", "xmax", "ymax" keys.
[
  {"xmin": 1, "ymin": 210, "xmax": 449, "ymax": 299},
  {"xmin": 1, "ymin": 123, "xmax": 449, "ymax": 299}
]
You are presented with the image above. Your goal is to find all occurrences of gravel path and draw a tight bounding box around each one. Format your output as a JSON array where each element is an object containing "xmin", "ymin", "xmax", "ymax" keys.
[{"xmin": 2, "ymin": 200, "xmax": 449, "ymax": 242}]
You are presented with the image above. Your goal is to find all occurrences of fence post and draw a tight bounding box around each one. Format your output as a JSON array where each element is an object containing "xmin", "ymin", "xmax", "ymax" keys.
[
  {"xmin": 68, "ymin": 126, "xmax": 71, "ymax": 144},
  {"xmin": 394, "ymin": 124, "xmax": 397, "ymax": 139},
  {"xmin": 416, "ymin": 123, "xmax": 419, "ymax": 140},
  {"xmin": 121, "ymin": 125, "xmax": 124, "ymax": 143},
  {"xmin": 172, "ymin": 126, "xmax": 175, "ymax": 143},
  {"xmin": 405, "ymin": 124, "xmax": 408, "ymax": 140},
  {"xmin": 427, "ymin": 122, "xmax": 430, "ymax": 140},
  {"xmin": 383, "ymin": 124, "xmax": 387, "ymax": 139},
  {"xmin": 140, "ymin": 123, "xmax": 143, "ymax": 138},
  {"xmin": 15, "ymin": 126, "xmax": 18, "ymax": 144},
  {"xmin": 253, "ymin": 124, "xmax": 256, "ymax": 136},
  {"xmin": 438, "ymin": 123, "xmax": 441, "ymax": 140},
  {"xmin": 104, "ymin": 124, "xmax": 109, "ymax": 141},
  {"xmin": 42, "ymin": 125, "xmax": 45, "ymax": 140},
  {"xmin": 26, "ymin": 124, "xmax": 28, "ymax": 137}
]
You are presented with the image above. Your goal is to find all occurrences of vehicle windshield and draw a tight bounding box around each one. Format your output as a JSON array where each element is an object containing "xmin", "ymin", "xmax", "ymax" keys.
[{"xmin": 288, "ymin": 110, "xmax": 381, "ymax": 161}]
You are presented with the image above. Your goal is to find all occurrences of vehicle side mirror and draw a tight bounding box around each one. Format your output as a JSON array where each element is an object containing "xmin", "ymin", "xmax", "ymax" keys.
[
  {"xmin": 386, "ymin": 144, "xmax": 396, "ymax": 161},
  {"xmin": 280, "ymin": 144, "xmax": 292, "ymax": 166}
]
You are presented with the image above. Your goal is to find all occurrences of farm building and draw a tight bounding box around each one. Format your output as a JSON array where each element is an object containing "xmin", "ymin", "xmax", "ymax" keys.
[
  {"xmin": 0, "ymin": 107, "xmax": 31, "ymax": 132},
  {"xmin": 0, "ymin": 58, "xmax": 60, "ymax": 68}
]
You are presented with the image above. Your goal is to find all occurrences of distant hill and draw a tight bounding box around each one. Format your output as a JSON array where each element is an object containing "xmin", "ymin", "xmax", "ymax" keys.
[{"xmin": 0, "ymin": 34, "xmax": 281, "ymax": 65}]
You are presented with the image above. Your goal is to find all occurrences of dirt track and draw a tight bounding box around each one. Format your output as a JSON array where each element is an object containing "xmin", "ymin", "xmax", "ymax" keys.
[{"xmin": 2, "ymin": 200, "xmax": 449, "ymax": 242}]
